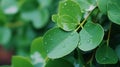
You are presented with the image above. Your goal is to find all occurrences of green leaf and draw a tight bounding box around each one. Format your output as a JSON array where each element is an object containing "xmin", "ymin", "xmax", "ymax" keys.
[
  {"xmin": 31, "ymin": 37, "xmax": 47, "ymax": 59},
  {"xmin": 57, "ymin": 15, "xmax": 78, "ymax": 31},
  {"xmin": 0, "ymin": 65, "xmax": 10, "ymax": 67},
  {"xmin": 20, "ymin": 0, "xmax": 38, "ymax": 11},
  {"xmin": 45, "ymin": 59, "xmax": 74, "ymax": 67},
  {"xmin": 37, "ymin": 0, "xmax": 52, "ymax": 8},
  {"xmin": 21, "ymin": 9, "xmax": 49, "ymax": 29},
  {"xmin": 0, "ymin": 27, "xmax": 11, "ymax": 45},
  {"xmin": 57, "ymin": 0, "xmax": 82, "ymax": 31},
  {"xmin": 43, "ymin": 27, "xmax": 79, "ymax": 59},
  {"xmin": 12, "ymin": 56, "xmax": 33, "ymax": 67},
  {"xmin": 107, "ymin": 0, "xmax": 120, "ymax": 25},
  {"xmin": 59, "ymin": 0, "xmax": 82, "ymax": 20},
  {"xmin": 75, "ymin": 0, "xmax": 96, "ymax": 12},
  {"xmin": 78, "ymin": 22, "xmax": 104, "ymax": 51},
  {"xmin": 52, "ymin": 14, "xmax": 58, "ymax": 23},
  {"xmin": 97, "ymin": 0, "xmax": 108, "ymax": 14},
  {"xmin": 115, "ymin": 45, "xmax": 120, "ymax": 61},
  {"xmin": 1, "ymin": 0, "xmax": 19, "ymax": 14},
  {"xmin": 95, "ymin": 45, "xmax": 118, "ymax": 64},
  {"xmin": 0, "ymin": 9, "xmax": 7, "ymax": 24}
]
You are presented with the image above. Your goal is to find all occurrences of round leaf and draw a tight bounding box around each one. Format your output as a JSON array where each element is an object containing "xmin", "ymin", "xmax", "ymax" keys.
[
  {"xmin": 37, "ymin": 0, "xmax": 52, "ymax": 8},
  {"xmin": 43, "ymin": 28, "xmax": 79, "ymax": 59},
  {"xmin": 31, "ymin": 37, "xmax": 47, "ymax": 59},
  {"xmin": 115, "ymin": 45, "xmax": 120, "ymax": 61},
  {"xmin": 21, "ymin": 9, "xmax": 49, "ymax": 29},
  {"xmin": 75, "ymin": 0, "xmax": 96, "ymax": 12},
  {"xmin": 52, "ymin": 14, "xmax": 58, "ymax": 23},
  {"xmin": 1, "ymin": 0, "xmax": 19, "ymax": 14},
  {"xmin": 58, "ymin": 0, "xmax": 82, "ymax": 20},
  {"xmin": 107, "ymin": 0, "xmax": 120, "ymax": 25},
  {"xmin": 0, "ymin": 9, "xmax": 7, "ymax": 24},
  {"xmin": 57, "ymin": 0, "xmax": 82, "ymax": 31},
  {"xmin": 97, "ymin": 0, "xmax": 108, "ymax": 14},
  {"xmin": 95, "ymin": 45, "xmax": 118, "ymax": 64},
  {"xmin": 12, "ymin": 56, "xmax": 33, "ymax": 67},
  {"xmin": 78, "ymin": 22, "xmax": 104, "ymax": 51},
  {"xmin": 0, "ymin": 27, "xmax": 11, "ymax": 45},
  {"xmin": 57, "ymin": 15, "xmax": 78, "ymax": 31},
  {"xmin": 45, "ymin": 59, "xmax": 74, "ymax": 67}
]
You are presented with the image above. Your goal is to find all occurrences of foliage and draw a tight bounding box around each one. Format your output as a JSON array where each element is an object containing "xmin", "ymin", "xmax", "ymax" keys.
[{"xmin": 0, "ymin": 0, "xmax": 120, "ymax": 67}]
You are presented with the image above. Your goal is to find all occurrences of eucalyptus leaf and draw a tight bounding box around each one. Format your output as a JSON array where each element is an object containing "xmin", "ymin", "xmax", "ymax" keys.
[
  {"xmin": 0, "ymin": 27, "xmax": 11, "ymax": 45},
  {"xmin": 32, "ymin": 9, "xmax": 49, "ymax": 29},
  {"xmin": 57, "ymin": 15, "xmax": 78, "ymax": 31},
  {"xmin": 52, "ymin": 14, "xmax": 58, "ymax": 23},
  {"xmin": 56, "ymin": 0, "xmax": 82, "ymax": 31},
  {"xmin": 95, "ymin": 45, "xmax": 118, "ymax": 64},
  {"xmin": 43, "ymin": 27, "xmax": 79, "ymax": 59},
  {"xmin": 21, "ymin": 9, "xmax": 49, "ymax": 29},
  {"xmin": 0, "ymin": 9, "xmax": 7, "ymax": 24},
  {"xmin": 78, "ymin": 22, "xmax": 104, "ymax": 51},
  {"xmin": 37, "ymin": 0, "xmax": 52, "ymax": 8},
  {"xmin": 1, "ymin": 0, "xmax": 19, "ymax": 14},
  {"xmin": 45, "ymin": 59, "xmax": 74, "ymax": 67},
  {"xmin": 58, "ymin": 0, "xmax": 82, "ymax": 20},
  {"xmin": 12, "ymin": 56, "xmax": 33, "ymax": 67},
  {"xmin": 107, "ymin": 0, "xmax": 120, "ymax": 25},
  {"xmin": 115, "ymin": 45, "xmax": 120, "ymax": 61},
  {"xmin": 97, "ymin": 0, "xmax": 108, "ymax": 14},
  {"xmin": 75, "ymin": 0, "xmax": 96, "ymax": 12},
  {"xmin": 31, "ymin": 37, "xmax": 47, "ymax": 59}
]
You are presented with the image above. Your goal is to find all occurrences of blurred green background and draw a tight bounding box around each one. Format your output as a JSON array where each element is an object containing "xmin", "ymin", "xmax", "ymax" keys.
[{"xmin": 0, "ymin": 0, "xmax": 60, "ymax": 65}]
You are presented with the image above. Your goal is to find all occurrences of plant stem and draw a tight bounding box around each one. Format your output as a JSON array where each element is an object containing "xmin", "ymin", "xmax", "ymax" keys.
[
  {"xmin": 86, "ymin": 52, "xmax": 94, "ymax": 65},
  {"xmin": 75, "ymin": 6, "xmax": 97, "ymax": 32},
  {"xmin": 76, "ymin": 48, "xmax": 85, "ymax": 67},
  {"xmin": 107, "ymin": 22, "xmax": 112, "ymax": 46},
  {"xmin": 45, "ymin": 57, "xmax": 50, "ymax": 62}
]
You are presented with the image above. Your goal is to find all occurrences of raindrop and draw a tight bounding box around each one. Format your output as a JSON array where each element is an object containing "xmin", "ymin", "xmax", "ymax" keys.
[{"xmin": 87, "ymin": 39, "xmax": 92, "ymax": 44}]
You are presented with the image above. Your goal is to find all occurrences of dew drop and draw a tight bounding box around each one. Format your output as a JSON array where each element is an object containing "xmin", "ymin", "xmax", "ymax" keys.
[{"xmin": 87, "ymin": 39, "xmax": 92, "ymax": 44}]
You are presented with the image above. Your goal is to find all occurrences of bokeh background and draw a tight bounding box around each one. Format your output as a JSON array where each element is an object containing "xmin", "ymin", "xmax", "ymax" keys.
[{"xmin": 0, "ymin": 0, "xmax": 60, "ymax": 65}]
